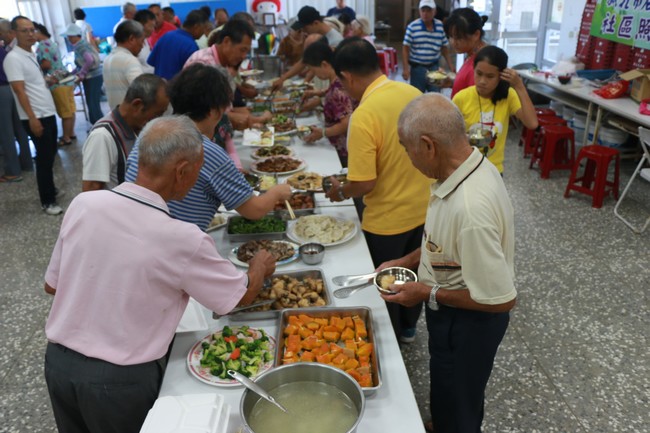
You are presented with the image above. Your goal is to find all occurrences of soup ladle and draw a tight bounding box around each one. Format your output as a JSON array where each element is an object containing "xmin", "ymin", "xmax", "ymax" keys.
[{"xmin": 228, "ymin": 370, "xmax": 289, "ymax": 413}]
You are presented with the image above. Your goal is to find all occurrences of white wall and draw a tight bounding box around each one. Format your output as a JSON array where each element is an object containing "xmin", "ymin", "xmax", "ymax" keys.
[{"xmin": 556, "ymin": 0, "xmax": 586, "ymax": 62}]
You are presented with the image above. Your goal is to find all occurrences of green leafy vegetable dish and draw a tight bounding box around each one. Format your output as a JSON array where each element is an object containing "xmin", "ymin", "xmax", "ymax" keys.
[
  {"xmin": 228, "ymin": 216, "xmax": 286, "ymax": 234},
  {"xmin": 199, "ymin": 326, "xmax": 275, "ymax": 380}
]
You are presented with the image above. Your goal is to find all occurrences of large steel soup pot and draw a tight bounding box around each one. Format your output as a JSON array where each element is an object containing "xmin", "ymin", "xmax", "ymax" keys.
[{"xmin": 240, "ymin": 363, "xmax": 365, "ymax": 433}]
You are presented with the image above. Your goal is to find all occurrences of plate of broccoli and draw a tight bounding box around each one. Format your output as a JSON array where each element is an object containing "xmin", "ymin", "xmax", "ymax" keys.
[{"xmin": 187, "ymin": 325, "xmax": 276, "ymax": 386}]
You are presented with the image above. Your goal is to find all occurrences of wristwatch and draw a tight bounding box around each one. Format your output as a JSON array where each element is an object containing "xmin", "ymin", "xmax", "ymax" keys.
[
  {"xmin": 428, "ymin": 284, "xmax": 441, "ymax": 311},
  {"xmin": 337, "ymin": 187, "xmax": 347, "ymax": 201}
]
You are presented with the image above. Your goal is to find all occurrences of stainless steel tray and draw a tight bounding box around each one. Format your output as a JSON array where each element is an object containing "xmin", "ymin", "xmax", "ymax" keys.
[
  {"xmin": 225, "ymin": 215, "xmax": 286, "ymax": 242},
  {"xmin": 274, "ymin": 306, "xmax": 382, "ymax": 396},
  {"xmin": 271, "ymin": 192, "xmax": 316, "ymax": 220},
  {"xmin": 214, "ymin": 268, "xmax": 331, "ymax": 321}
]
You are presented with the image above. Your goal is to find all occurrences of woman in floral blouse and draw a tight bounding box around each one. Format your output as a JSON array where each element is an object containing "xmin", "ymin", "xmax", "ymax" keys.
[
  {"xmin": 301, "ymin": 40, "xmax": 357, "ymax": 167},
  {"xmin": 34, "ymin": 23, "xmax": 76, "ymax": 146}
]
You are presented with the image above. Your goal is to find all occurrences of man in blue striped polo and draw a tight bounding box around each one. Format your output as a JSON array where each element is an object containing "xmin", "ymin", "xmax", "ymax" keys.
[{"xmin": 402, "ymin": 0, "xmax": 454, "ymax": 93}]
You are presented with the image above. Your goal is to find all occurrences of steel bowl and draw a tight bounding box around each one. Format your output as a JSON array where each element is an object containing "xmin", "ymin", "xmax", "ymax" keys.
[
  {"xmin": 240, "ymin": 363, "xmax": 365, "ymax": 433},
  {"xmin": 299, "ymin": 242, "xmax": 325, "ymax": 265},
  {"xmin": 322, "ymin": 174, "xmax": 348, "ymax": 193},
  {"xmin": 467, "ymin": 130, "xmax": 493, "ymax": 148},
  {"xmin": 374, "ymin": 267, "xmax": 418, "ymax": 295}
]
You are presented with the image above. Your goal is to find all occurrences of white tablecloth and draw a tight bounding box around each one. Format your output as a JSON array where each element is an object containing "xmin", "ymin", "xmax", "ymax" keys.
[{"xmin": 160, "ymin": 121, "xmax": 426, "ymax": 433}]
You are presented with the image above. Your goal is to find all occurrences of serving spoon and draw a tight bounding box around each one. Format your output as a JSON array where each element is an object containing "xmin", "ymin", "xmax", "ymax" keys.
[
  {"xmin": 228, "ymin": 370, "xmax": 288, "ymax": 413},
  {"xmin": 333, "ymin": 283, "xmax": 373, "ymax": 299}
]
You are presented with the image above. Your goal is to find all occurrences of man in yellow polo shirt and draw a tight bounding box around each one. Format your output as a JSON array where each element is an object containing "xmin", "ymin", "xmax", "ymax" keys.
[{"xmin": 325, "ymin": 37, "xmax": 431, "ymax": 343}]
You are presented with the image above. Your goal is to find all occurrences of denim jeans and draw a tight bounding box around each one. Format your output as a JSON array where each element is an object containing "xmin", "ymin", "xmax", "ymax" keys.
[
  {"xmin": 409, "ymin": 62, "xmax": 440, "ymax": 93},
  {"xmin": 83, "ymin": 74, "xmax": 104, "ymax": 125},
  {"xmin": 0, "ymin": 85, "xmax": 32, "ymax": 176},
  {"xmin": 22, "ymin": 116, "xmax": 58, "ymax": 205}
]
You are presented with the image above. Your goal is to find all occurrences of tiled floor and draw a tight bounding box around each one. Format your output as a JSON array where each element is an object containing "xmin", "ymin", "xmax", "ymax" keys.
[{"xmin": 1, "ymin": 100, "xmax": 649, "ymax": 433}]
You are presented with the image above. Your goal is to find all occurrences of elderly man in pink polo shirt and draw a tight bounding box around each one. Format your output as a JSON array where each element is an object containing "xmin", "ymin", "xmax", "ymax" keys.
[{"xmin": 43, "ymin": 115, "xmax": 276, "ymax": 433}]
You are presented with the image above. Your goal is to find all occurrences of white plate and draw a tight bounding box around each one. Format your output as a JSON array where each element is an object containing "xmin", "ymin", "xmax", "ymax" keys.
[
  {"xmin": 240, "ymin": 69, "xmax": 264, "ymax": 77},
  {"xmin": 250, "ymin": 156, "xmax": 306, "ymax": 176},
  {"xmin": 140, "ymin": 394, "xmax": 230, "ymax": 433},
  {"xmin": 57, "ymin": 75, "xmax": 76, "ymax": 84},
  {"xmin": 206, "ymin": 214, "xmax": 228, "ymax": 233},
  {"xmin": 286, "ymin": 216, "xmax": 358, "ymax": 247},
  {"xmin": 250, "ymin": 146, "xmax": 293, "ymax": 160},
  {"xmin": 228, "ymin": 241, "xmax": 300, "ymax": 268},
  {"xmin": 187, "ymin": 327, "xmax": 276, "ymax": 387},
  {"xmin": 176, "ymin": 298, "xmax": 209, "ymax": 333},
  {"xmin": 242, "ymin": 126, "xmax": 275, "ymax": 147}
]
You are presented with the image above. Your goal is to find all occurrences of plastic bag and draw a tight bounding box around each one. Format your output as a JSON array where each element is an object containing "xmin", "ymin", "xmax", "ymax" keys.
[
  {"xmin": 593, "ymin": 80, "xmax": 629, "ymax": 99},
  {"xmin": 640, "ymin": 99, "xmax": 650, "ymax": 116}
]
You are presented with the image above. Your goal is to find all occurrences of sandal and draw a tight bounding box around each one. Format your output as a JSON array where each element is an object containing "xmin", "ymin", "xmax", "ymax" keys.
[
  {"xmin": 58, "ymin": 137, "xmax": 73, "ymax": 146},
  {"xmin": 0, "ymin": 175, "xmax": 23, "ymax": 183}
]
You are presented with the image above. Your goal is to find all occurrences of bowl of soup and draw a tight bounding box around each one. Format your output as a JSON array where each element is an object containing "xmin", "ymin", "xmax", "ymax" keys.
[{"xmin": 240, "ymin": 363, "xmax": 365, "ymax": 433}]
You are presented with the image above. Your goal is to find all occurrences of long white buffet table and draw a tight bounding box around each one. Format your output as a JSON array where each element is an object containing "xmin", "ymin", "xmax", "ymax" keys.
[
  {"xmin": 521, "ymin": 70, "xmax": 650, "ymax": 148},
  {"xmin": 158, "ymin": 121, "xmax": 426, "ymax": 433}
]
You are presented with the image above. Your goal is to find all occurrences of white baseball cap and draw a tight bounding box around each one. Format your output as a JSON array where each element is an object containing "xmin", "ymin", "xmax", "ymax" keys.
[
  {"xmin": 419, "ymin": 0, "xmax": 437, "ymax": 9},
  {"xmin": 61, "ymin": 23, "xmax": 82, "ymax": 37}
]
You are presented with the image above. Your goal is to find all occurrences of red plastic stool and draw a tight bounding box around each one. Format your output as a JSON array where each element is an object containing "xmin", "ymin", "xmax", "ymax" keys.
[
  {"xmin": 535, "ymin": 108, "xmax": 556, "ymax": 116},
  {"xmin": 377, "ymin": 50, "xmax": 390, "ymax": 75},
  {"xmin": 523, "ymin": 116, "xmax": 568, "ymax": 157},
  {"xmin": 530, "ymin": 124, "xmax": 576, "ymax": 179},
  {"xmin": 384, "ymin": 47, "xmax": 398, "ymax": 73},
  {"xmin": 564, "ymin": 145, "xmax": 620, "ymax": 208}
]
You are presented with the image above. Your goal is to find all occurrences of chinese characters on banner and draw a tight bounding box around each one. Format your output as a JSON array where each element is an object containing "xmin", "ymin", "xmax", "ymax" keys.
[{"xmin": 590, "ymin": 0, "xmax": 650, "ymax": 49}]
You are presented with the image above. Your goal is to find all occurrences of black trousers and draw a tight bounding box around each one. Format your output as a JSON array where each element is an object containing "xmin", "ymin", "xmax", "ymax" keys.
[
  {"xmin": 363, "ymin": 225, "xmax": 424, "ymax": 339},
  {"xmin": 44, "ymin": 342, "xmax": 165, "ymax": 433},
  {"xmin": 21, "ymin": 116, "xmax": 58, "ymax": 205},
  {"xmin": 426, "ymin": 305, "xmax": 509, "ymax": 433}
]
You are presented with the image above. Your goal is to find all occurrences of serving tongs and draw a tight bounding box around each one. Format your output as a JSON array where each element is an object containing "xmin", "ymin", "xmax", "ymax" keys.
[{"xmin": 332, "ymin": 272, "xmax": 378, "ymax": 288}]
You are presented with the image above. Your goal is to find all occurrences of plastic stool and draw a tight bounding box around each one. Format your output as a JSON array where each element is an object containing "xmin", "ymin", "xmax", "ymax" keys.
[
  {"xmin": 385, "ymin": 47, "xmax": 398, "ymax": 73},
  {"xmin": 564, "ymin": 145, "xmax": 620, "ymax": 208},
  {"xmin": 535, "ymin": 108, "xmax": 556, "ymax": 116},
  {"xmin": 377, "ymin": 50, "xmax": 390, "ymax": 76},
  {"xmin": 523, "ymin": 116, "xmax": 568, "ymax": 157},
  {"xmin": 530, "ymin": 124, "xmax": 576, "ymax": 178}
]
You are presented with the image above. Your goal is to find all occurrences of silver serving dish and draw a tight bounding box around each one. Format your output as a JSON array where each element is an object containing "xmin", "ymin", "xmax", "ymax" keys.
[
  {"xmin": 226, "ymin": 215, "xmax": 286, "ymax": 242},
  {"xmin": 467, "ymin": 130, "xmax": 493, "ymax": 148},
  {"xmin": 271, "ymin": 192, "xmax": 316, "ymax": 219},
  {"xmin": 214, "ymin": 268, "xmax": 331, "ymax": 321},
  {"xmin": 275, "ymin": 306, "xmax": 382, "ymax": 396}
]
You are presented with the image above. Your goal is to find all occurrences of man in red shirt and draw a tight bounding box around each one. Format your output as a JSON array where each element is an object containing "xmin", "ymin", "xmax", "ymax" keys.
[{"xmin": 147, "ymin": 3, "xmax": 176, "ymax": 48}]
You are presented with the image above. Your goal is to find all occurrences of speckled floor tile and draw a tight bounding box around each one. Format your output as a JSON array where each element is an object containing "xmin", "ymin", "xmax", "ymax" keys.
[{"xmin": 534, "ymin": 342, "xmax": 650, "ymax": 433}]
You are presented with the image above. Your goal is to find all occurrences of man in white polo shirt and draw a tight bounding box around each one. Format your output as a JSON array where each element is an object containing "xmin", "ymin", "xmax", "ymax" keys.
[
  {"xmin": 380, "ymin": 93, "xmax": 516, "ymax": 433},
  {"xmin": 103, "ymin": 20, "xmax": 145, "ymax": 110},
  {"xmin": 3, "ymin": 15, "xmax": 62, "ymax": 215}
]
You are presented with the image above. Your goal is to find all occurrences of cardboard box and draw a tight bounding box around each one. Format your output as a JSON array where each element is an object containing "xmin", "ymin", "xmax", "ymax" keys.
[{"xmin": 620, "ymin": 69, "xmax": 650, "ymax": 102}]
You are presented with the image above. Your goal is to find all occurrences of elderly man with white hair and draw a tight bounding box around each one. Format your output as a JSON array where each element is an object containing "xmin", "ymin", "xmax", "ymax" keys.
[
  {"xmin": 103, "ymin": 20, "xmax": 145, "ymax": 109},
  {"xmin": 44, "ymin": 115, "xmax": 276, "ymax": 433},
  {"xmin": 114, "ymin": 2, "xmax": 137, "ymax": 33},
  {"xmin": 378, "ymin": 92, "xmax": 517, "ymax": 433}
]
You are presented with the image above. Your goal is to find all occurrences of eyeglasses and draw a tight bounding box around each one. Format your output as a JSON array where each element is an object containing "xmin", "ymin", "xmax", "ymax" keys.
[{"xmin": 17, "ymin": 28, "xmax": 36, "ymax": 34}]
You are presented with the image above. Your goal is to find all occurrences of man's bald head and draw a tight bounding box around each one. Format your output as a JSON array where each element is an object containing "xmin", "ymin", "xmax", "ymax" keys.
[{"xmin": 398, "ymin": 93, "xmax": 467, "ymax": 151}]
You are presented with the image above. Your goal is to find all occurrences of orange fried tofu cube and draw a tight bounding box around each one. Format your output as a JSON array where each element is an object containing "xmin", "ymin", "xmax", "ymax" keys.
[
  {"xmin": 329, "ymin": 343, "xmax": 343, "ymax": 355},
  {"xmin": 306, "ymin": 321, "xmax": 321, "ymax": 331},
  {"xmin": 332, "ymin": 353, "xmax": 349, "ymax": 365},
  {"xmin": 346, "ymin": 368, "xmax": 362, "ymax": 383},
  {"xmin": 299, "ymin": 314, "xmax": 313, "ymax": 325},
  {"xmin": 343, "ymin": 316, "xmax": 354, "ymax": 329},
  {"xmin": 300, "ymin": 351, "xmax": 315, "ymax": 362},
  {"xmin": 283, "ymin": 324, "xmax": 299, "ymax": 336},
  {"xmin": 357, "ymin": 343, "xmax": 374, "ymax": 357},
  {"xmin": 358, "ymin": 374, "xmax": 373, "ymax": 387},
  {"xmin": 299, "ymin": 327, "xmax": 314, "ymax": 338},
  {"xmin": 344, "ymin": 358, "xmax": 359, "ymax": 370},
  {"xmin": 340, "ymin": 327, "xmax": 355, "ymax": 341},
  {"xmin": 323, "ymin": 331, "xmax": 341, "ymax": 342},
  {"xmin": 316, "ymin": 353, "xmax": 333, "ymax": 364},
  {"xmin": 288, "ymin": 316, "xmax": 301, "ymax": 326}
]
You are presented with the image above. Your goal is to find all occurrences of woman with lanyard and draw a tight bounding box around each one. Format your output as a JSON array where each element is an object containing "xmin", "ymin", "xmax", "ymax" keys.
[
  {"xmin": 452, "ymin": 46, "xmax": 538, "ymax": 175},
  {"xmin": 443, "ymin": 8, "xmax": 489, "ymax": 98}
]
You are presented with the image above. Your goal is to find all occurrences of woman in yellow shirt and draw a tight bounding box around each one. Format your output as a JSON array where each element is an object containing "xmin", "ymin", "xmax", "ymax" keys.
[{"xmin": 453, "ymin": 46, "xmax": 538, "ymax": 173}]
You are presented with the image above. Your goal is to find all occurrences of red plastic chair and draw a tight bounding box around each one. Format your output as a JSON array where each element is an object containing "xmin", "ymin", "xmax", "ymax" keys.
[
  {"xmin": 377, "ymin": 50, "xmax": 390, "ymax": 76},
  {"xmin": 535, "ymin": 108, "xmax": 557, "ymax": 117},
  {"xmin": 564, "ymin": 145, "xmax": 620, "ymax": 208},
  {"xmin": 530, "ymin": 125, "xmax": 576, "ymax": 178}
]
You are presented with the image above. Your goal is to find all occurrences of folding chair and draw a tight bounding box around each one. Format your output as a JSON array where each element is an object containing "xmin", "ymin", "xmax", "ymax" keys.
[{"xmin": 613, "ymin": 126, "xmax": 650, "ymax": 233}]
